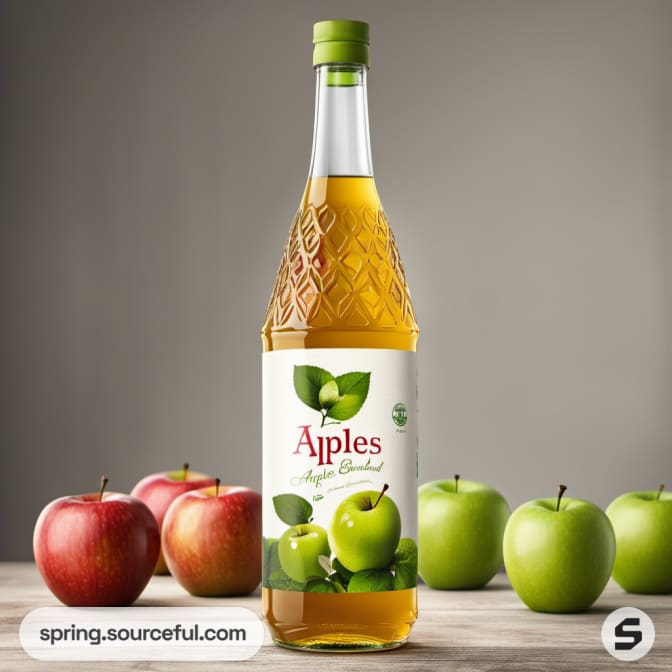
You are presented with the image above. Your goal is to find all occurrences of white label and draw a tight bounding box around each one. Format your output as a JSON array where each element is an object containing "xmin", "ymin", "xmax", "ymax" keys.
[{"xmin": 262, "ymin": 348, "xmax": 417, "ymax": 593}]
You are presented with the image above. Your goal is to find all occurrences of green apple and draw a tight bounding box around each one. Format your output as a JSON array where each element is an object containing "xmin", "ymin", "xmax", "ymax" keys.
[
  {"xmin": 606, "ymin": 484, "xmax": 672, "ymax": 593},
  {"xmin": 503, "ymin": 485, "xmax": 615, "ymax": 613},
  {"xmin": 278, "ymin": 523, "xmax": 330, "ymax": 583},
  {"xmin": 418, "ymin": 475, "xmax": 510, "ymax": 589},
  {"xmin": 329, "ymin": 484, "xmax": 401, "ymax": 572}
]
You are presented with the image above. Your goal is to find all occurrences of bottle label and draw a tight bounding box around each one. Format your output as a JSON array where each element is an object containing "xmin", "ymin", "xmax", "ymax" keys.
[{"xmin": 262, "ymin": 348, "xmax": 417, "ymax": 594}]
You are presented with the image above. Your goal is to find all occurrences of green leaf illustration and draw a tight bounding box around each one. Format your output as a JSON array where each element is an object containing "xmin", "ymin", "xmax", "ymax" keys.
[
  {"xmin": 305, "ymin": 579, "xmax": 337, "ymax": 593},
  {"xmin": 394, "ymin": 537, "xmax": 418, "ymax": 565},
  {"xmin": 335, "ymin": 371, "xmax": 370, "ymax": 395},
  {"xmin": 332, "ymin": 557, "xmax": 353, "ymax": 583},
  {"xmin": 326, "ymin": 371, "xmax": 371, "ymax": 421},
  {"xmin": 266, "ymin": 541, "xmax": 283, "ymax": 578},
  {"xmin": 272, "ymin": 493, "xmax": 313, "ymax": 526},
  {"xmin": 294, "ymin": 365, "xmax": 334, "ymax": 411},
  {"xmin": 392, "ymin": 538, "xmax": 418, "ymax": 590},
  {"xmin": 347, "ymin": 569, "xmax": 394, "ymax": 593},
  {"xmin": 265, "ymin": 540, "xmax": 307, "ymax": 590},
  {"xmin": 262, "ymin": 536, "xmax": 278, "ymax": 587},
  {"xmin": 393, "ymin": 565, "xmax": 417, "ymax": 591},
  {"xmin": 268, "ymin": 574, "xmax": 307, "ymax": 591}
]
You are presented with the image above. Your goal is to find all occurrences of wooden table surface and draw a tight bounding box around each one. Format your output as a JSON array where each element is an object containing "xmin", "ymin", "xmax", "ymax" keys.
[{"xmin": 1, "ymin": 562, "xmax": 669, "ymax": 671}]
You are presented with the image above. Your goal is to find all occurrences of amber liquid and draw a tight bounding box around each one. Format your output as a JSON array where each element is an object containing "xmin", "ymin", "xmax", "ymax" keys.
[{"xmin": 262, "ymin": 176, "xmax": 418, "ymax": 650}]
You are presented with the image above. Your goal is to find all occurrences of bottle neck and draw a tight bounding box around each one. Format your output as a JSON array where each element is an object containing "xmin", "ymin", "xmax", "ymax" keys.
[{"xmin": 308, "ymin": 64, "xmax": 373, "ymax": 178}]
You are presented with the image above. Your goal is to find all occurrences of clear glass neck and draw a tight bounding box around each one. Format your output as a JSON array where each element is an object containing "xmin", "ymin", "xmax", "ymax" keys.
[{"xmin": 308, "ymin": 64, "xmax": 373, "ymax": 178}]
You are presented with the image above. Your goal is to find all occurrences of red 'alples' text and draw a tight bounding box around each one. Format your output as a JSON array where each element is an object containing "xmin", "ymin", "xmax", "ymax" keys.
[{"xmin": 293, "ymin": 425, "xmax": 382, "ymax": 466}]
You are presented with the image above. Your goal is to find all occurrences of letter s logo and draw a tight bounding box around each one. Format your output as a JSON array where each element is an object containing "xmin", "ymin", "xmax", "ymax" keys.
[
  {"xmin": 602, "ymin": 607, "xmax": 654, "ymax": 661},
  {"xmin": 614, "ymin": 617, "xmax": 642, "ymax": 651}
]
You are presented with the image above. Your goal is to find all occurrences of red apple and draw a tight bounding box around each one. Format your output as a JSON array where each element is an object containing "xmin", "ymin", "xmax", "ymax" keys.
[
  {"xmin": 162, "ymin": 479, "xmax": 262, "ymax": 596},
  {"xmin": 33, "ymin": 477, "xmax": 160, "ymax": 606},
  {"xmin": 131, "ymin": 463, "xmax": 214, "ymax": 574}
]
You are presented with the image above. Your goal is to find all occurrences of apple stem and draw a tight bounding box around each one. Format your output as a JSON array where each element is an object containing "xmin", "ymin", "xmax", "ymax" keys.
[
  {"xmin": 182, "ymin": 462, "xmax": 189, "ymax": 480},
  {"xmin": 454, "ymin": 474, "xmax": 460, "ymax": 493},
  {"xmin": 215, "ymin": 477, "xmax": 220, "ymax": 497},
  {"xmin": 372, "ymin": 483, "xmax": 389, "ymax": 509},
  {"xmin": 657, "ymin": 484, "xmax": 665, "ymax": 501},
  {"xmin": 556, "ymin": 484, "xmax": 567, "ymax": 512},
  {"xmin": 98, "ymin": 476, "xmax": 108, "ymax": 502}
]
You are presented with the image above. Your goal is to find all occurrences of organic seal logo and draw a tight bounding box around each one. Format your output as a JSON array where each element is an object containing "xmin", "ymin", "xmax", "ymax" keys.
[
  {"xmin": 392, "ymin": 403, "xmax": 408, "ymax": 427},
  {"xmin": 293, "ymin": 366, "xmax": 371, "ymax": 428}
]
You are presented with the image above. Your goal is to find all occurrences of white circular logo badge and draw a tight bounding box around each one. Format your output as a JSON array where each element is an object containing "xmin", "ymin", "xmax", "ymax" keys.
[{"xmin": 601, "ymin": 607, "xmax": 655, "ymax": 662}]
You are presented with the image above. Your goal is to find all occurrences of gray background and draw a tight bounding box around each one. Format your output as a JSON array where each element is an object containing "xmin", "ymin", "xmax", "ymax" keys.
[{"xmin": 1, "ymin": 0, "xmax": 670, "ymax": 560}]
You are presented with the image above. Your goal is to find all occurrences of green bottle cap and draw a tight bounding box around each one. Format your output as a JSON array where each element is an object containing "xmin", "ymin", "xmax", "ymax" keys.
[{"xmin": 313, "ymin": 20, "xmax": 370, "ymax": 67}]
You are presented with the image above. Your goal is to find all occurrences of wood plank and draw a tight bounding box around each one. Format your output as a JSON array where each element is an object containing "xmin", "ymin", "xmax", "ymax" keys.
[{"xmin": 1, "ymin": 562, "xmax": 670, "ymax": 671}]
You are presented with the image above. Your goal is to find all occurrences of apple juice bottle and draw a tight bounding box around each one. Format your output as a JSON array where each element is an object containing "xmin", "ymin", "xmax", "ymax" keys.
[{"xmin": 261, "ymin": 20, "xmax": 419, "ymax": 651}]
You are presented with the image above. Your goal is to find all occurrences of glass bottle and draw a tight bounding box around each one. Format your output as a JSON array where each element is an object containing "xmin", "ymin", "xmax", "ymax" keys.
[{"xmin": 261, "ymin": 20, "xmax": 419, "ymax": 651}]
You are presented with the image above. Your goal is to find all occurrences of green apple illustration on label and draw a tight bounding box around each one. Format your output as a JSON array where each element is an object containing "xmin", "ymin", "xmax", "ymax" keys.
[
  {"xmin": 278, "ymin": 524, "xmax": 330, "ymax": 583},
  {"xmin": 329, "ymin": 484, "xmax": 401, "ymax": 572},
  {"xmin": 269, "ymin": 494, "xmax": 330, "ymax": 586},
  {"xmin": 263, "ymin": 486, "xmax": 417, "ymax": 593}
]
